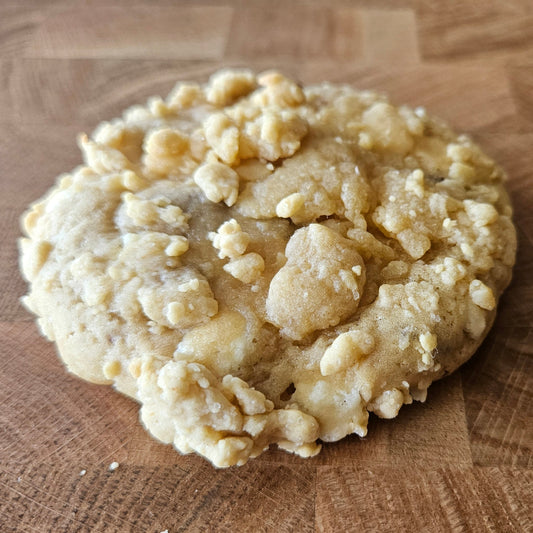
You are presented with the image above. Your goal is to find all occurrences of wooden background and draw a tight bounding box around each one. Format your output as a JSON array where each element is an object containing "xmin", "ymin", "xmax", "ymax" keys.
[{"xmin": 1, "ymin": 1, "xmax": 532, "ymax": 531}]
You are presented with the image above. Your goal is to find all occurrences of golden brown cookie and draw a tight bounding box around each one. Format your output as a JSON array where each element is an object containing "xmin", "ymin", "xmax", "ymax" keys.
[{"xmin": 20, "ymin": 69, "xmax": 516, "ymax": 466}]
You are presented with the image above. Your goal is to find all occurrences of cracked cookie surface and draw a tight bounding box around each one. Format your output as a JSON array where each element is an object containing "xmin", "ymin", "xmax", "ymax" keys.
[{"xmin": 20, "ymin": 69, "xmax": 516, "ymax": 466}]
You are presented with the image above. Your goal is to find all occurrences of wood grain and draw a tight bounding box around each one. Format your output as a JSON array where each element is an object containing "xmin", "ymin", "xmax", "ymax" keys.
[
  {"xmin": 316, "ymin": 466, "xmax": 532, "ymax": 532},
  {"xmin": 26, "ymin": 6, "xmax": 233, "ymax": 60},
  {"xmin": 417, "ymin": 1, "xmax": 533, "ymax": 61},
  {"xmin": 1, "ymin": 1, "xmax": 531, "ymax": 531}
]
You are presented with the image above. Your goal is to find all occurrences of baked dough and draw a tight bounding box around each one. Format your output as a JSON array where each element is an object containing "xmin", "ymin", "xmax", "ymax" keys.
[{"xmin": 19, "ymin": 69, "xmax": 516, "ymax": 467}]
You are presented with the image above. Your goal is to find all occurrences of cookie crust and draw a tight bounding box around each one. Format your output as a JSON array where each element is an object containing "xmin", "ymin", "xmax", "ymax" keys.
[{"xmin": 20, "ymin": 69, "xmax": 516, "ymax": 466}]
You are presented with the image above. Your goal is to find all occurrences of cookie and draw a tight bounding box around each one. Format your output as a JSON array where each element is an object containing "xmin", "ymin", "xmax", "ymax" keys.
[{"xmin": 19, "ymin": 69, "xmax": 517, "ymax": 467}]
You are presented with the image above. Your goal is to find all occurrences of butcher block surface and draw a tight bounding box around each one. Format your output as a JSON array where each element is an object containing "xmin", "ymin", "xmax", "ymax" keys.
[{"xmin": 1, "ymin": 1, "xmax": 532, "ymax": 531}]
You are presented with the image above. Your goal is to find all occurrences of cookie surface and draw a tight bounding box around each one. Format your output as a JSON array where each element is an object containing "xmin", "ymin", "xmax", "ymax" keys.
[{"xmin": 20, "ymin": 69, "xmax": 516, "ymax": 467}]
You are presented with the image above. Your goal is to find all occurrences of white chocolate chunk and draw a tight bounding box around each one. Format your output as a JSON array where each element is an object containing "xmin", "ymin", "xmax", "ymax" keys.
[{"xmin": 469, "ymin": 280, "xmax": 496, "ymax": 310}]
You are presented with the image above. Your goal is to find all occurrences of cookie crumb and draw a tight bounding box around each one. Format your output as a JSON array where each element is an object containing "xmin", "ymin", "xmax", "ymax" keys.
[{"xmin": 209, "ymin": 219, "xmax": 250, "ymax": 259}]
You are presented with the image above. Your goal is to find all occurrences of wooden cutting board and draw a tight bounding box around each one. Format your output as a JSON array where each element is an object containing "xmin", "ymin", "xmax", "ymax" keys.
[{"xmin": 1, "ymin": 1, "xmax": 532, "ymax": 531}]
